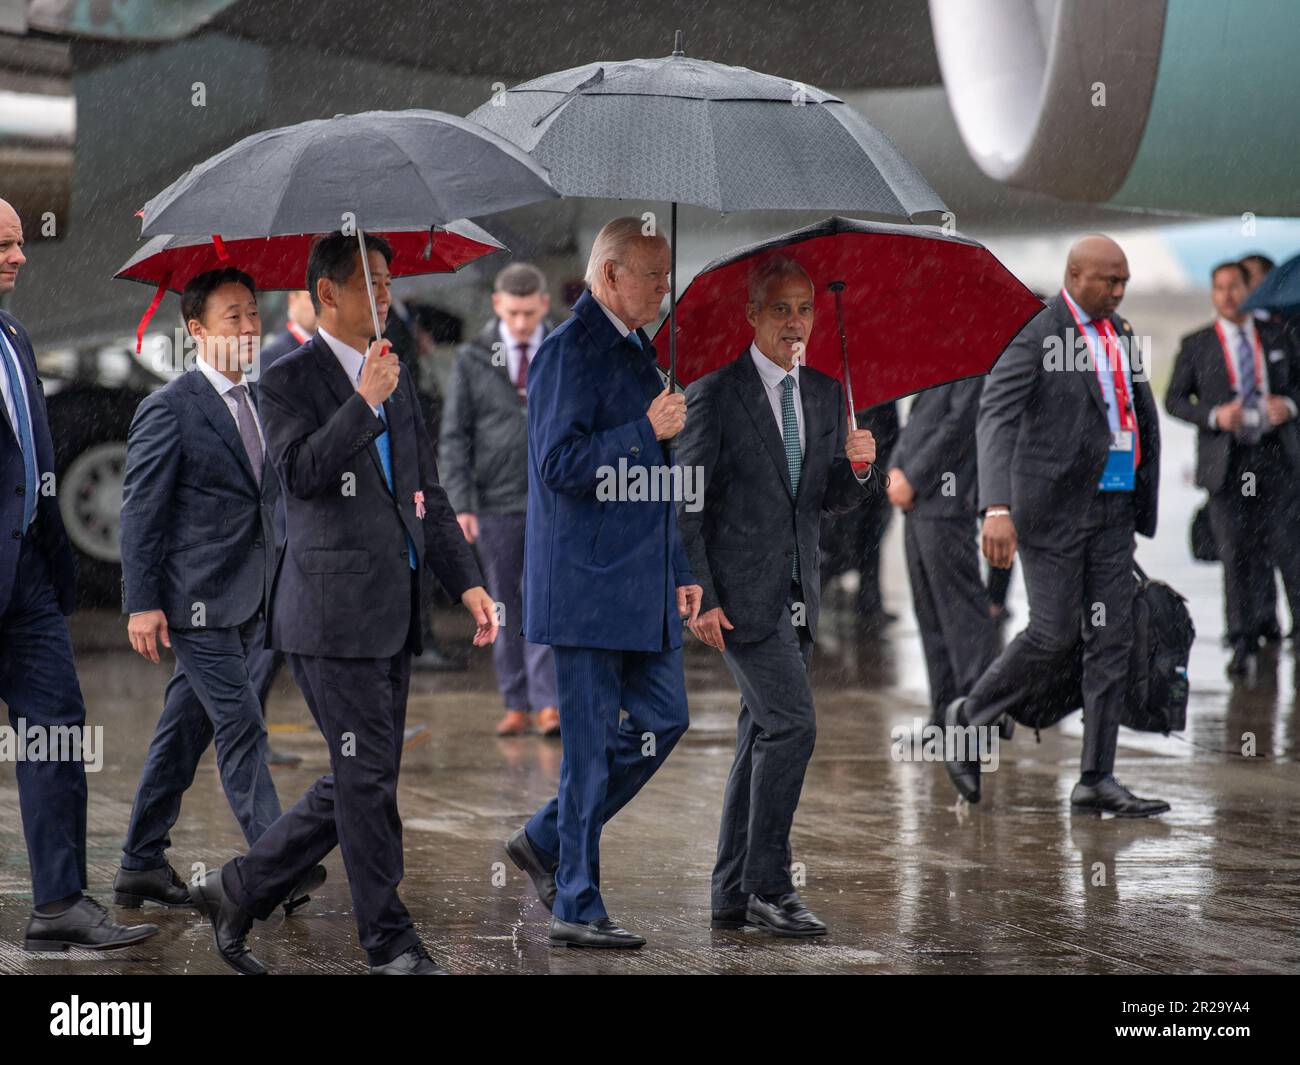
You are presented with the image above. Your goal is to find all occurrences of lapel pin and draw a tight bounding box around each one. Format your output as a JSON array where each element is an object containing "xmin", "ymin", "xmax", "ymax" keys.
[{"xmin": 413, "ymin": 490, "xmax": 426, "ymax": 520}]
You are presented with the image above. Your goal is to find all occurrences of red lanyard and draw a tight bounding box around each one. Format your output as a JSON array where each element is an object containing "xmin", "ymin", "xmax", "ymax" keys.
[
  {"xmin": 1062, "ymin": 290, "xmax": 1140, "ymax": 464},
  {"xmin": 1213, "ymin": 320, "xmax": 1263, "ymax": 393}
]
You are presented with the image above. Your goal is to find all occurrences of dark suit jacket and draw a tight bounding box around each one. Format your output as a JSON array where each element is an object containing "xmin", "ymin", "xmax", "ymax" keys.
[
  {"xmin": 440, "ymin": 318, "xmax": 553, "ymax": 516},
  {"xmin": 977, "ymin": 293, "xmax": 1160, "ymax": 544},
  {"xmin": 1164, "ymin": 319, "xmax": 1300, "ymax": 494},
  {"xmin": 120, "ymin": 369, "xmax": 280, "ymax": 629},
  {"xmin": 892, "ymin": 377, "xmax": 983, "ymax": 519},
  {"xmin": 0, "ymin": 310, "xmax": 76, "ymax": 617},
  {"xmin": 676, "ymin": 350, "xmax": 875, "ymax": 643},
  {"xmin": 258, "ymin": 327, "xmax": 305, "ymax": 373},
  {"xmin": 523, "ymin": 290, "xmax": 693, "ymax": 652},
  {"xmin": 258, "ymin": 334, "xmax": 481, "ymax": 658}
]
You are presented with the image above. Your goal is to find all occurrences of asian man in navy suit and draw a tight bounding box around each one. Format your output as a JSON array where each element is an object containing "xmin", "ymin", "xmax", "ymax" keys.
[
  {"xmin": 117, "ymin": 267, "xmax": 326, "ymax": 914},
  {"xmin": 504, "ymin": 217, "xmax": 703, "ymax": 949},
  {"xmin": 190, "ymin": 232, "xmax": 498, "ymax": 975},
  {"xmin": 0, "ymin": 197, "xmax": 158, "ymax": 952}
]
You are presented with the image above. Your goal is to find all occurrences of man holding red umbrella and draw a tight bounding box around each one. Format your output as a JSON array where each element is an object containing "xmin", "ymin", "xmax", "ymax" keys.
[{"xmin": 677, "ymin": 256, "xmax": 877, "ymax": 937}]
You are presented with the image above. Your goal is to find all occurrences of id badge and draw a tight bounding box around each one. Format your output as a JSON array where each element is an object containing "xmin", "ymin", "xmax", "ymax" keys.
[{"xmin": 1099, "ymin": 431, "xmax": 1135, "ymax": 491}]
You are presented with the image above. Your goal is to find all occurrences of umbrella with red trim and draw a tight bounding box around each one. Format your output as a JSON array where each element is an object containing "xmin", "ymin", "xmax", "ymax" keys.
[
  {"xmin": 114, "ymin": 221, "xmax": 504, "ymax": 353},
  {"xmin": 651, "ymin": 216, "xmax": 1043, "ymax": 414}
]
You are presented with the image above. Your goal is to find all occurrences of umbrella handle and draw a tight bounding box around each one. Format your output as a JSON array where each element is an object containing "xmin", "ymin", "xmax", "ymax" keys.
[
  {"xmin": 830, "ymin": 280, "xmax": 869, "ymax": 474},
  {"xmin": 356, "ymin": 226, "xmax": 384, "ymax": 344}
]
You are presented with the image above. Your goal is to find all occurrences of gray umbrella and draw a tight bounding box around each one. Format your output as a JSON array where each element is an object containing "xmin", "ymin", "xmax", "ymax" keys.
[
  {"xmin": 138, "ymin": 109, "xmax": 557, "ymax": 336},
  {"xmin": 467, "ymin": 33, "xmax": 947, "ymax": 386}
]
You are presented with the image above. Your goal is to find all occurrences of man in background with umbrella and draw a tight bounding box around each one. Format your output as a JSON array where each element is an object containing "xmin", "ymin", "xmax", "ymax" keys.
[
  {"xmin": 677, "ymin": 256, "xmax": 876, "ymax": 937},
  {"xmin": 948, "ymin": 235, "xmax": 1169, "ymax": 817},
  {"xmin": 191, "ymin": 231, "xmax": 498, "ymax": 975},
  {"xmin": 505, "ymin": 218, "xmax": 701, "ymax": 949}
]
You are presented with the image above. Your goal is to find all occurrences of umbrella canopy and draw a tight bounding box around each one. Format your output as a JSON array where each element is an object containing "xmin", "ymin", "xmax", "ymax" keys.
[
  {"xmin": 1243, "ymin": 251, "xmax": 1300, "ymax": 316},
  {"xmin": 138, "ymin": 109, "xmax": 558, "ymax": 239},
  {"xmin": 114, "ymin": 223, "xmax": 505, "ymax": 352},
  {"xmin": 115, "ymin": 222, "xmax": 504, "ymax": 293},
  {"xmin": 649, "ymin": 216, "xmax": 1043, "ymax": 410},
  {"xmin": 467, "ymin": 54, "xmax": 945, "ymax": 222}
]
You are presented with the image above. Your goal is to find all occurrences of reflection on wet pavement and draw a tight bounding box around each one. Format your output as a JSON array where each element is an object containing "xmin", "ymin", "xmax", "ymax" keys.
[{"xmin": 0, "ymin": 411, "xmax": 1297, "ymax": 974}]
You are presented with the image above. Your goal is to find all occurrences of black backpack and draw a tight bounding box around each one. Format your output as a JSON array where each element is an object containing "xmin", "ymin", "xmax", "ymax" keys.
[{"xmin": 1006, "ymin": 564, "xmax": 1193, "ymax": 735}]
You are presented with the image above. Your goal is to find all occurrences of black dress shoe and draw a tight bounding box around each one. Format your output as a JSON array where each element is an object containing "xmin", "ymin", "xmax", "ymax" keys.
[
  {"xmin": 368, "ymin": 942, "xmax": 449, "ymax": 974},
  {"xmin": 745, "ymin": 893, "xmax": 827, "ymax": 938},
  {"xmin": 548, "ymin": 915, "xmax": 645, "ymax": 948},
  {"xmin": 24, "ymin": 896, "xmax": 160, "ymax": 952},
  {"xmin": 267, "ymin": 747, "xmax": 303, "ymax": 767},
  {"xmin": 710, "ymin": 903, "xmax": 750, "ymax": 929},
  {"xmin": 283, "ymin": 864, "xmax": 326, "ymax": 916},
  {"xmin": 998, "ymin": 713, "xmax": 1015, "ymax": 741},
  {"xmin": 190, "ymin": 868, "xmax": 267, "ymax": 975},
  {"xmin": 1070, "ymin": 776, "xmax": 1170, "ymax": 818},
  {"xmin": 505, "ymin": 828, "xmax": 556, "ymax": 912},
  {"xmin": 113, "ymin": 863, "xmax": 193, "ymax": 908},
  {"xmin": 943, "ymin": 698, "xmax": 981, "ymax": 803}
]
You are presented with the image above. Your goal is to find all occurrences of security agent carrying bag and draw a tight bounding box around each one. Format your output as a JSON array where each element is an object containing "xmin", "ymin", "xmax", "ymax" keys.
[{"xmin": 1006, "ymin": 564, "xmax": 1194, "ymax": 735}]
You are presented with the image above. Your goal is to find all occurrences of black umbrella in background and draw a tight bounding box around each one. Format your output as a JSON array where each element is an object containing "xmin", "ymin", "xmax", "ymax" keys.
[{"xmin": 468, "ymin": 31, "xmax": 947, "ymax": 391}]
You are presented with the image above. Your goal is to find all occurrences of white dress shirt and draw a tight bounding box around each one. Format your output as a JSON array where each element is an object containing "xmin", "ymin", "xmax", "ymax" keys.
[
  {"xmin": 593, "ymin": 294, "xmax": 636, "ymax": 340},
  {"xmin": 195, "ymin": 353, "xmax": 265, "ymax": 450},
  {"xmin": 1210, "ymin": 315, "xmax": 1297, "ymax": 430},
  {"xmin": 318, "ymin": 325, "xmax": 384, "ymax": 416},
  {"xmin": 0, "ymin": 328, "xmax": 36, "ymax": 472},
  {"xmin": 749, "ymin": 342, "xmax": 804, "ymax": 452},
  {"xmin": 748, "ymin": 341, "xmax": 871, "ymax": 481},
  {"xmin": 498, "ymin": 320, "xmax": 546, "ymax": 384}
]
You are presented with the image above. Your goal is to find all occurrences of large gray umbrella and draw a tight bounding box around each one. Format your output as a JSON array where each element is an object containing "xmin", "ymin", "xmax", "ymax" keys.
[
  {"xmin": 138, "ymin": 109, "xmax": 558, "ymax": 336},
  {"xmin": 467, "ymin": 33, "xmax": 947, "ymax": 387}
]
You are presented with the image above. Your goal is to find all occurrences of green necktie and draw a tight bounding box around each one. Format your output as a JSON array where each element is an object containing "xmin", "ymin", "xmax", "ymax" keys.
[{"xmin": 781, "ymin": 375, "xmax": 802, "ymax": 582}]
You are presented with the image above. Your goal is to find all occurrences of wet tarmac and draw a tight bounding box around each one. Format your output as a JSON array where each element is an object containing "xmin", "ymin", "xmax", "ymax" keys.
[{"xmin": 1, "ymin": 411, "xmax": 1298, "ymax": 975}]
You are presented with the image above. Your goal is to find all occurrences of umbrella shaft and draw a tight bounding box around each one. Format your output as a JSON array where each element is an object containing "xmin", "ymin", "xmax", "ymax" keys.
[{"xmin": 357, "ymin": 227, "xmax": 383, "ymax": 342}]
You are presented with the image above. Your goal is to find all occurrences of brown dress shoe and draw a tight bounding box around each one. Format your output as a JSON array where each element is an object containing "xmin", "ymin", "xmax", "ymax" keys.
[
  {"xmin": 496, "ymin": 710, "xmax": 531, "ymax": 736},
  {"xmin": 536, "ymin": 707, "xmax": 561, "ymax": 737}
]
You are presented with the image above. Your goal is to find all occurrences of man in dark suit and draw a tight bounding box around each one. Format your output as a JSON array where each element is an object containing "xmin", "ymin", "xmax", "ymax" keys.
[
  {"xmin": 190, "ymin": 231, "xmax": 498, "ymax": 975},
  {"xmin": 0, "ymin": 197, "xmax": 158, "ymax": 951},
  {"xmin": 441, "ymin": 262, "xmax": 559, "ymax": 737},
  {"xmin": 1166, "ymin": 260, "xmax": 1300, "ymax": 675},
  {"xmin": 677, "ymin": 257, "xmax": 876, "ymax": 937},
  {"xmin": 889, "ymin": 377, "xmax": 999, "ymax": 728},
  {"xmin": 257, "ymin": 288, "xmax": 315, "ymax": 372},
  {"xmin": 116, "ymin": 268, "xmax": 327, "ymax": 912},
  {"xmin": 504, "ymin": 218, "xmax": 702, "ymax": 949},
  {"xmin": 948, "ymin": 234, "xmax": 1169, "ymax": 817}
]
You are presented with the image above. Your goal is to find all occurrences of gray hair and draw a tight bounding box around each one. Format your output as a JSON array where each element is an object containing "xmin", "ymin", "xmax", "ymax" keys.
[
  {"xmin": 747, "ymin": 255, "xmax": 814, "ymax": 306},
  {"xmin": 585, "ymin": 216, "xmax": 663, "ymax": 288}
]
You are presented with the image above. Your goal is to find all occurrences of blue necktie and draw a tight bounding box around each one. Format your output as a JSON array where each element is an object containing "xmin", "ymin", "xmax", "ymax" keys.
[
  {"xmin": 1237, "ymin": 327, "xmax": 1262, "ymax": 445},
  {"xmin": 626, "ymin": 330, "xmax": 643, "ymax": 350},
  {"xmin": 1, "ymin": 332, "xmax": 37, "ymax": 533},
  {"xmin": 356, "ymin": 362, "xmax": 416, "ymax": 570},
  {"xmin": 780, "ymin": 375, "xmax": 802, "ymax": 582}
]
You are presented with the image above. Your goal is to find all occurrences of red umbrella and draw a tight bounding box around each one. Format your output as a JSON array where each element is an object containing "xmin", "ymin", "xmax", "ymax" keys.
[
  {"xmin": 651, "ymin": 216, "xmax": 1042, "ymax": 413},
  {"xmin": 114, "ymin": 221, "xmax": 505, "ymax": 352}
]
